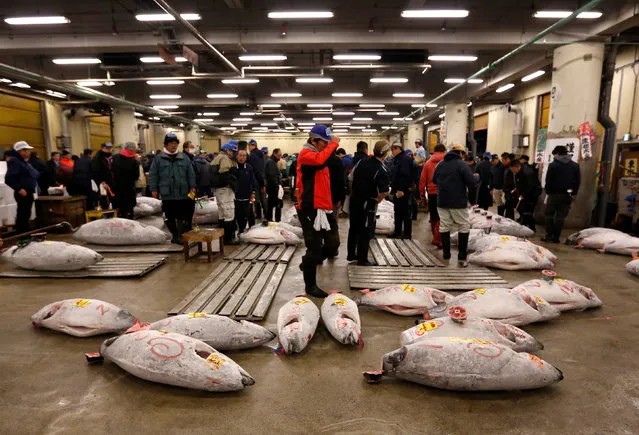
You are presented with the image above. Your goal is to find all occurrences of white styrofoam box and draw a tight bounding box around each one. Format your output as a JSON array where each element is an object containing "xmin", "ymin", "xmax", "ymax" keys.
[
  {"xmin": 0, "ymin": 183, "xmax": 15, "ymax": 206},
  {"xmin": 2, "ymin": 203, "xmax": 16, "ymax": 226},
  {"xmin": 0, "ymin": 161, "xmax": 6, "ymax": 184},
  {"xmin": 0, "ymin": 204, "xmax": 8, "ymax": 223}
]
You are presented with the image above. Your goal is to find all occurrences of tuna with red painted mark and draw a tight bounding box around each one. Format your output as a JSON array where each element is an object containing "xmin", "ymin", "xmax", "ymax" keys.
[
  {"xmin": 276, "ymin": 296, "xmax": 320, "ymax": 354},
  {"xmin": 512, "ymin": 273, "xmax": 603, "ymax": 311},
  {"xmin": 321, "ymin": 293, "xmax": 362, "ymax": 346},
  {"xmin": 353, "ymin": 285, "xmax": 454, "ymax": 316}
]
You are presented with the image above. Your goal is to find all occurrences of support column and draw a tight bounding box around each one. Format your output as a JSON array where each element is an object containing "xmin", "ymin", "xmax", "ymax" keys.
[
  {"xmin": 112, "ymin": 106, "xmax": 137, "ymax": 147},
  {"xmin": 444, "ymin": 104, "xmax": 468, "ymax": 149},
  {"xmin": 406, "ymin": 123, "xmax": 424, "ymax": 149},
  {"xmin": 185, "ymin": 126, "xmax": 202, "ymax": 149},
  {"xmin": 547, "ymin": 42, "xmax": 604, "ymax": 228}
]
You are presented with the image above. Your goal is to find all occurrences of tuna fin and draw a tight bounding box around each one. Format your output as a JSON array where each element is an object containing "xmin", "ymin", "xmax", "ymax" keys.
[
  {"xmin": 125, "ymin": 319, "xmax": 150, "ymax": 334},
  {"xmin": 329, "ymin": 290, "xmax": 342, "ymax": 294}
]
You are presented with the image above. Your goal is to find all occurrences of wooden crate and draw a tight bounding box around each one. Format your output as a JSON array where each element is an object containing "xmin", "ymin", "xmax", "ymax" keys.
[{"xmin": 36, "ymin": 196, "xmax": 87, "ymax": 229}]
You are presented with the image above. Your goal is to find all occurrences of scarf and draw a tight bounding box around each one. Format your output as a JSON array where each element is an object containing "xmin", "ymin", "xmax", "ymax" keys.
[
  {"xmin": 163, "ymin": 147, "xmax": 178, "ymax": 156},
  {"xmin": 120, "ymin": 148, "xmax": 137, "ymax": 158}
]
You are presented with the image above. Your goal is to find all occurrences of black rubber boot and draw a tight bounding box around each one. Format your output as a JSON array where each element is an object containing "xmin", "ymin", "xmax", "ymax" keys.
[
  {"xmin": 441, "ymin": 232, "xmax": 451, "ymax": 262},
  {"xmin": 224, "ymin": 221, "xmax": 240, "ymax": 245},
  {"xmin": 457, "ymin": 232, "xmax": 470, "ymax": 267},
  {"xmin": 165, "ymin": 219, "xmax": 179, "ymax": 244},
  {"xmin": 302, "ymin": 258, "xmax": 328, "ymax": 298},
  {"xmin": 175, "ymin": 220, "xmax": 185, "ymax": 245}
]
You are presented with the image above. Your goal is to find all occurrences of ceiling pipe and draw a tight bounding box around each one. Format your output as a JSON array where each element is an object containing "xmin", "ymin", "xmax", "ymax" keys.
[{"xmin": 152, "ymin": 0, "xmax": 240, "ymax": 74}]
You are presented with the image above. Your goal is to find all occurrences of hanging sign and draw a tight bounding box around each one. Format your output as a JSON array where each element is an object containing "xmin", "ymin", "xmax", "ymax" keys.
[
  {"xmin": 535, "ymin": 128, "xmax": 548, "ymax": 164},
  {"xmin": 578, "ymin": 121, "xmax": 595, "ymax": 160}
]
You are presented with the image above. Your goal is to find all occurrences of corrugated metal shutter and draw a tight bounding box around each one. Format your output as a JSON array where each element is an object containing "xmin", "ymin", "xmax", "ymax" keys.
[
  {"xmin": 474, "ymin": 113, "xmax": 488, "ymax": 131},
  {"xmin": 0, "ymin": 92, "xmax": 46, "ymax": 159},
  {"xmin": 89, "ymin": 116, "xmax": 112, "ymax": 151}
]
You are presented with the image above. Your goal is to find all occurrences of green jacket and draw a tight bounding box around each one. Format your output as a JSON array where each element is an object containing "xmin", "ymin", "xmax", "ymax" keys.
[{"xmin": 148, "ymin": 152, "xmax": 196, "ymax": 201}]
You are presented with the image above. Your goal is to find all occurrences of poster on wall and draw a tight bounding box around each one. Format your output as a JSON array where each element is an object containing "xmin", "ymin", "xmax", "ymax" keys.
[
  {"xmin": 440, "ymin": 120, "xmax": 447, "ymax": 146},
  {"xmin": 579, "ymin": 121, "xmax": 595, "ymax": 160},
  {"xmin": 541, "ymin": 137, "xmax": 580, "ymax": 187},
  {"xmin": 535, "ymin": 128, "xmax": 548, "ymax": 164}
]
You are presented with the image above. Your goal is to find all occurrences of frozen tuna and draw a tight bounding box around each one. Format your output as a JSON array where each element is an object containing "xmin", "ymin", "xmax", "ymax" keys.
[
  {"xmin": 2, "ymin": 240, "xmax": 103, "ymax": 271},
  {"xmin": 512, "ymin": 273, "xmax": 603, "ymax": 311},
  {"xmin": 375, "ymin": 213, "xmax": 395, "ymax": 235},
  {"xmin": 73, "ymin": 218, "xmax": 170, "ymax": 245},
  {"xmin": 240, "ymin": 225, "xmax": 302, "ymax": 245},
  {"xmin": 566, "ymin": 227, "xmax": 623, "ymax": 245},
  {"xmin": 249, "ymin": 221, "xmax": 303, "ymax": 239},
  {"xmin": 148, "ymin": 314, "xmax": 275, "ymax": 351},
  {"xmin": 569, "ymin": 227, "xmax": 639, "ymax": 255},
  {"xmin": 134, "ymin": 196, "xmax": 162, "ymax": 217},
  {"xmin": 101, "ymin": 330, "xmax": 254, "ymax": 392},
  {"xmin": 31, "ymin": 299, "xmax": 136, "ymax": 337},
  {"xmin": 427, "ymin": 288, "xmax": 560, "ymax": 326},
  {"xmin": 468, "ymin": 241, "xmax": 556, "ymax": 270},
  {"xmin": 321, "ymin": 293, "xmax": 362, "ymax": 346},
  {"xmin": 354, "ymin": 285, "xmax": 454, "ymax": 316},
  {"xmin": 276, "ymin": 296, "xmax": 320, "ymax": 354},
  {"xmin": 281, "ymin": 207, "xmax": 301, "ymax": 227},
  {"xmin": 194, "ymin": 198, "xmax": 219, "ymax": 224},
  {"xmin": 626, "ymin": 257, "xmax": 639, "ymax": 277},
  {"xmin": 401, "ymin": 315, "xmax": 542, "ymax": 353},
  {"xmin": 368, "ymin": 338, "xmax": 563, "ymax": 391},
  {"xmin": 469, "ymin": 209, "xmax": 534, "ymax": 238}
]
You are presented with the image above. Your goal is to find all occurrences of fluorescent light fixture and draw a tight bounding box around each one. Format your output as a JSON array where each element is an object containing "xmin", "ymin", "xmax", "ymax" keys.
[
  {"xmin": 427, "ymin": 103, "xmax": 438, "ymax": 108},
  {"xmin": 134, "ymin": 112, "xmax": 143, "ymax": 117},
  {"xmin": 362, "ymin": 129, "xmax": 378, "ymax": 133},
  {"xmin": 233, "ymin": 118, "xmax": 252, "ymax": 122},
  {"xmin": 197, "ymin": 113, "xmax": 202, "ymax": 116},
  {"xmin": 333, "ymin": 123, "xmax": 351, "ymax": 126},
  {"xmin": 350, "ymin": 126, "xmax": 366, "ymax": 130},
  {"xmin": 193, "ymin": 118, "xmax": 214, "ymax": 122},
  {"xmin": 428, "ymin": 55, "xmax": 478, "ymax": 62},
  {"xmin": 5, "ymin": 16, "xmax": 70, "ymax": 25},
  {"xmin": 220, "ymin": 127, "xmax": 236, "ymax": 130},
  {"xmin": 273, "ymin": 117, "xmax": 294, "ymax": 121},
  {"xmin": 153, "ymin": 105, "xmax": 179, "ymax": 109},
  {"xmin": 261, "ymin": 123, "xmax": 278, "ymax": 126},
  {"xmin": 381, "ymin": 126, "xmax": 391, "ymax": 129},
  {"xmin": 392, "ymin": 117, "xmax": 404, "ymax": 121},
  {"xmin": 253, "ymin": 127, "xmax": 269, "ymax": 130},
  {"xmin": 377, "ymin": 111, "xmax": 400, "ymax": 116},
  {"xmin": 370, "ymin": 77, "xmax": 408, "ymax": 83},
  {"xmin": 353, "ymin": 117, "xmax": 373, "ymax": 121},
  {"xmin": 149, "ymin": 94, "xmax": 181, "ymax": 99},
  {"xmin": 444, "ymin": 78, "xmax": 466, "ymax": 84},
  {"xmin": 313, "ymin": 117, "xmax": 333, "ymax": 121},
  {"xmin": 333, "ymin": 129, "xmax": 348, "ymax": 133},
  {"xmin": 272, "ymin": 129, "xmax": 289, "ymax": 133},
  {"xmin": 359, "ymin": 104, "xmax": 385, "ymax": 108},
  {"xmin": 401, "ymin": 9, "xmax": 469, "ymax": 18},
  {"xmin": 221, "ymin": 78, "xmax": 260, "ymax": 84},
  {"xmin": 261, "ymin": 104, "xmax": 282, "ymax": 108},
  {"xmin": 147, "ymin": 79, "xmax": 185, "ymax": 85},
  {"xmin": 53, "ymin": 58, "xmax": 101, "ymax": 65},
  {"xmin": 285, "ymin": 126, "xmax": 296, "ymax": 130},
  {"xmin": 522, "ymin": 70, "xmax": 546, "ymax": 82},
  {"xmin": 240, "ymin": 112, "xmax": 256, "ymax": 116},
  {"xmin": 44, "ymin": 90, "xmax": 67, "ymax": 98},
  {"xmin": 424, "ymin": 121, "xmax": 430, "ymax": 125},
  {"xmin": 297, "ymin": 123, "xmax": 315, "ymax": 126},
  {"xmin": 496, "ymin": 83, "xmax": 515, "ymax": 93},
  {"xmin": 135, "ymin": 13, "xmax": 201, "ymax": 22},
  {"xmin": 411, "ymin": 104, "xmax": 425, "ymax": 108},
  {"xmin": 534, "ymin": 10, "xmax": 602, "ymax": 19},
  {"xmin": 231, "ymin": 123, "xmax": 248, "ymax": 126},
  {"xmin": 393, "ymin": 93, "xmax": 425, "ymax": 98},
  {"xmin": 332, "ymin": 111, "xmax": 355, "ymax": 116},
  {"xmin": 239, "ymin": 55, "xmax": 287, "ymax": 62},
  {"xmin": 308, "ymin": 104, "xmax": 333, "ymax": 108},
  {"xmin": 151, "ymin": 117, "xmax": 160, "ymax": 121},
  {"xmin": 77, "ymin": 80, "xmax": 103, "ymax": 87},
  {"xmin": 332, "ymin": 92, "xmax": 363, "ymax": 97},
  {"xmin": 393, "ymin": 117, "xmax": 413, "ymax": 122},
  {"xmin": 296, "ymin": 77, "xmax": 334, "ymax": 83},
  {"xmin": 390, "ymin": 127, "xmax": 399, "ymax": 130},
  {"xmin": 202, "ymin": 112, "xmax": 219, "ymax": 116},
  {"xmin": 10, "ymin": 82, "xmax": 30, "ymax": 89},
  {"xmin": 330, "ymin": 64, "xmax": 384, "ymax": 69},
  {"xmin": 468, "ymin": 79, "xmax": 483, "ymax": 84},
  {"xmin": 0, "ymin": 78, "xmax": 11, "ymax": 83},
  {"xmin": 439, "ymin": 114, "xmax": 445, "ymax": 119},
  {"xmin": 207, "ymin": 93, "xmax": 238, "ymax": 98},
  {"xmin": 271, "ymin": 92, "xmax": 302, "ymax": 97},
  {"xmin": 268, "ymin": 11, "xmax": 334, "ymax": 19},
  {"xmin": 333, "ymin": 54, "xmax": 381, "ymax": 61},
  {"xmin": 140, "ymin": 56, "xmax": 187, "ymax": 63}
]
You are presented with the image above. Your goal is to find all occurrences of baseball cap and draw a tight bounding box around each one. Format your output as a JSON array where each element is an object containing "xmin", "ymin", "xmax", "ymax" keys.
[
  {"xmin": 451, "ymin": 144, "xmax": 465, "ymax": 152},
  {"xmin": 13, "ymin": 141, "xmax": 34, "ymax": 151},
  {"xmin": 391, "ymin": 141, "xmax": 403, "ymax": 149},
  {"xmin": 164, "ymin": 133, "xmax": 179, "ymax": 145},
  {"xmin": 309, "ymin": 125, "xmax": 332, "ymax": 142},
  {"xmin": 102, "ymin": 142, "xmax": 113, "ymax": 148},
  {"xmin": 405, "ymin": 149, "xmax": 413, "ymax": 154},
  {"xmin": 373, "ymin": 140, "xmax": 391, "ymax": 155},
  {"xmin": 124, "ymin": 141, "xmax": 138, "ymax": 151},
  {"xmin": 491, "ymin": 154, "xmax": 499, "ymax": 159},
  {"xmin": 414, "ymin": 139, "xmax": 423, "ymax": 144},
  {"xmin": 248, "ymin": 139, "xmax": 257, "ymax": 145},
  {"xmin": 222, "ymin": 142, "xmax": 238, "ymax": 152},
  {"xmin": 483, "ymin": 151, "xmax": 492, "ymax": 157}
]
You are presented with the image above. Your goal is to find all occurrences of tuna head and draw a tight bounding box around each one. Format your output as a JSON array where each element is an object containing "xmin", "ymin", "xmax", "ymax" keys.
[
  {"xmin": 331, "ymin": 318, "xmax": 361, "ymax": 346},
  {"xmin": 279, "ymin": 321, "xmax": 310, "ymax": 354},
  {"xmin": 31, "ymin": 300, "xmax": 65, "ymax": 327},
  {"xmin": 489, "ymin": 319, "xmax": 544, "ymax": 352},
  {"xmin": 518, "ymin": 292, "xmax": 561, "ymax": 321},
  {"xmin": 381, "ymin": 346, "xmax": 408, "ymax": 374},
  {"xmin": 112, "ymin": 309, "xmax": 137, "ymax": 331},
  {"xmin": 575, "ymin": 285, "xmax": 603, "ymax": 309}
]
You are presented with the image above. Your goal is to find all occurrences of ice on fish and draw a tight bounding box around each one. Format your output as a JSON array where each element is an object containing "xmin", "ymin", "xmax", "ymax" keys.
[
  {"xmin": 240, "ymin": 225, "xmax": 302, "ymax": 245},
  {"xmin": 194, "ymin": 198, "xmax": 219, "ymax": 224},
  {"xmin": 148, "ymin": 314, "xmax": 275, "ymax": 350},
  {"xmin": 101, "ymin": 330, "xmax": 254, "ymax": 392},
  {"xmin": 353, "ymin": 285, "xmax": 454, "ymax": 316},
  {"xmin": 568, "ymin": 227, "xmax": 639, "ymax": 255},
  {"xmin": 321, "ymin": 293, "xmax": 362, "ymax": 346},
  {"xmin": 73, "ymin": 218, "xmax": 170, "ymax": 245},
  {"xmin": 277, "ymin": 296, "xmax": 320, "ymax": 354},
  {"xmin": 2, "ymin": 240, "xmax": 102, "ymax": 271},
  {"xmin": 468, "ymin": 240, "xmax": 556, "ymax": 270},
  {"xmin": 512, "ymin": 272, "xmax": 603, "ymax": 311},
  {"xmin": 31, "ymin": 299, "xmax": 136, "ymax": 337}
]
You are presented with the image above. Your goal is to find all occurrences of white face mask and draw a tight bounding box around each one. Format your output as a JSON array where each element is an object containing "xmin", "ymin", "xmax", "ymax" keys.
[{"xmin": 188, "ymin": 148, "xmax": 197, "ymax": 155}]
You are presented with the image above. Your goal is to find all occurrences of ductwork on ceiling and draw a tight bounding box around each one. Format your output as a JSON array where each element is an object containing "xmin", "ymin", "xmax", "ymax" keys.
[{"xmin": 506, "ymin": 103, "xmax": 524, "ymax": 154}]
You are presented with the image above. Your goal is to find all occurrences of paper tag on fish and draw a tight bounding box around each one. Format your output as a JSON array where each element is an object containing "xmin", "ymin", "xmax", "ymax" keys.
[
  {"xmin": 415, "ymin": 321, "xmax": 439, "ymax": 336},
  {"xmin": 73, "ymin": 299, "xmax": 91, "ymax": 308},
  {"xmin": 500, "ymin": 236, "xmax": 510, "ymax": 242},
  {"xmin": 555, "ymin": 278, "xmax": 565, "ymax": 283},
  {"xmin": 268, "ymin": 226, "xmax": 277, "ymax": 230},
  {"xmin": 43, "ymin": 241, "xmax": 53, "ymax": 245},
  {"xmin": 529, "ymin": 354, "xmax": 544, "ymax": 367},
  {"xmin": 333, "ymin": 297, "xmax": 347, "ymax": 306},
  {"xmin": 473, "ymin": 288, "xmax": 487, "ymax": 295},
  {"xmin": 187, "ymin": 312, "xmax": 207, "ymax": 318},
  {"xmin": 401, "ymin": 284, "xmax": 416, "ymax": 293},
  {"xmin": 294, "ymin": 298, "xmax": 311, "ymax": 305},
  {"xmin": 534, "ymin": 296, "xmax": 545, "ymax": 304},
  {"xmin": 449, "ymin": 337, "xmax": 493, "ymax": 345},
  {"xmin": 205, "ymin": 354, "xmax": 226, "ymax": 370}
]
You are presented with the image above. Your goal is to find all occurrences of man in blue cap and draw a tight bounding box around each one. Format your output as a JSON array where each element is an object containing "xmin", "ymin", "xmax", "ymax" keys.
[
  {"xmin": 475, "ymin": 151, "xmax": 494, "ymax": 210},
  {"xmin": 148, "ymin": 133, "xmax": 196, "ymax": 244},
  {"xmin": 261, "ymin": 146, "xmax": 269, "ymax": 159},
  {"xmin": 247, "ymin": 139, "xmax": 267, "ymax": 220},
  {"xmin": 211, "ymin": 142, "xmax": 239, "ymax": 244}
]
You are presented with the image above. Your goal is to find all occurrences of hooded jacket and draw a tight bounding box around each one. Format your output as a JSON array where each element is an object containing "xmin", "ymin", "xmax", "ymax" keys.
[
  {"xmin": 545, "ymin": 155, "xmax": 580, "ymax": 195},
  {"xmin": 419, "ymin": 151, "xmax": 445, "ymax": 196},
  {"xmin": 432, "ymin": 151, "xmax": 479, "ymax": 209}
]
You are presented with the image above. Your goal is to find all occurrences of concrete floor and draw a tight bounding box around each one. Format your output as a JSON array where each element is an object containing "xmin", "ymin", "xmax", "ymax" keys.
[{"xmin": 1, "ymin": 211, "xmax": 638, "ymax": 435}]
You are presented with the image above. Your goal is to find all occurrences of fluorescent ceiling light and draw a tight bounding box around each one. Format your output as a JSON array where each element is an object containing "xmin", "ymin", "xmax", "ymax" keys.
[
  {"xmin": 390, "ymin": 127, "xmax": 399, "ymax": 130},
  {"xmin": 426, "ymin": 103, "xmax": 438, "ymax": 108},
  {"xmin": 381, "ymin": 126, "xmax": 391, "ymax": 129},
  {"xmin": 439, "ymin": 114, "xmax": 446, "ymax": 118},
  {"xmin": 332, "ymin": 92, "xmax": 363, "ymax": 97},
  {"xmin": 393, "ymin": 117, "xmax": 413, "ymax": 122},
  {"xmin": 296, "ymin": 77, "xmax": 334, "ymax": 83},
  {"xmin": 261, "ymin": 104, "xmax": 282, "ymax": 108},
  {"xmin": 135, "ymin": 13, "xmax": 201, "ymax": 22},
  {"xmin": 496, "ymin": 83, "xmax": 515, "ymax": 93},
  {"xmin": 202, "ymin": 112, "xmax": 219, "ymax": 116},
  {"xmin": 468, "ymin": 79, "xmax": 483, "ymax": 84},
  {"xmin": 332, "ymin": 129, "xmax": 348, "ymax": 133},
  {"xmin": 378, "ymin": 111, "xmax": 400, "ymax": 116},
  {"xmin": 370, "ymin": 77, "xmax": 408, "ymax": 83},
  {"xmin": 444, "ymin": 78, "xmax": 484, "ymax": 84},
  {"xmin": 424, "ymin": 121, "xmax": 430, "ymax": 125},
  {"xmin": 220, "ymin": 127, "xmax": 236, "ymax": 130},
  {"xmin": 362, "ymin": 129, "xmax": 378, "ymax": 133},
  {"xmin": 147, "ymin": 80, "xmax": 185, "ymax": 85},
  {"xmin": 522, "ymin": 70, "xmax": 546, "ymax": 82},
  {"xmin": 240, "ymin": 112, "xmax": 256, "ymax": 116},
  {"xmin": 297, "ymin": 123, "xmax": 315, "ymax": 126},
  {"xmin": 393, "ymin": 93, "xmax": 424, "ymax": 98},
  {"xmin": 353, "ymin": 117, "xmax": 373, "ymax": 121},
  {"xmin": 332, "ymin": 111, "xmax": 355, "ymax": 116},
  {"xmin": 401, "ymin": 9, "xmax": 469, "ymax": 18},
  {"xmin": 253, "ymin": 127, "xmax": 269, "ymax": 130},
  {"xmin": 350, "ymin": 126, "xmax": 366, "ymax": 130},
  {"xmin": 534, "ymin": 10, "xmax": 602, "ymax": 19},
  {"xmin": 273, "ymin": 117, "xmax": 294, "ymax": 121},
  {"xmin": 268, "ymin": 11, "xmax": 334, "ymax": 19},
  {"xmin": 10, "ymin": 82, "xmax": 30, "ymax": 89},
  {"xmin": 411, "ymin": 104, "xmax": 425, "ymax": 108},
  {"xmin": 207, "ymin": 93, "xmax": 238, "ymax": 98},
  {"xmin": 193, "ymin": 118, "xmax": 214, "ymax": 122},
  {"xmin": 239, "ymin": 55, "xmax": 287, "ymax": 62},
  {"xmin": 5, "ymin": 16, "xmax": 70, "ymax": 25},
  {"xmin": 313, "ymin": 117, "xmax": 333, "ymax": 121},
  {"xmin": 308, "ymin": 104, "xmax": 333, "ymax": 108},
  {"xmin": 231, "ymin": 123, "xmax": 248, "ymax": 126},
  {"xmin": 330, "ymin": 64, "xmax": 384, "ymax": 69},
  {"xmin": 140, "ymin": 56, "xmax": 188, "ymax": 63},
  {"xmin": 360, "ymin": 104, "xmax": 385, "ymax": 108},
  {"xmin": 428, "ymin": 55, "xmax": 477, "ymax": 62},
  {"xmin": 150, "ymin": 94, "xmax": 180, "ymax": 99},
  {"xmin": 134, "ymin": 112, "xmax": 143, "ymax": 117},
  {"xmin": 153, "ymin": 105, "xmax": 179, "ymax": 109},
  {"xmin": 271, "ymin": 92, "xmax": 302, "ymax": 97},
  {"xmin": 333, "ymin": 54, "xmax": 381, "ymax": 61},
  {"xmin": 333, "ymin": 123, "xmax": 351, "ymax": 126},
  {"xmin": 151, "ymin": 117, "xmax": 161, "ymax": 121},
  {"xmin": 285, "ymin": 126, "xmax": 296, "ymax": 130},
  {"xmin": 53, "ymin": 58, "xmax": 101, "ymax": 65},
  {"xmin": 77, "ymin": 80, "xmax": 103, "ymax": 87},
  {"xmin": 273, "ymin": 129, "xmax": 289, "ymax": 133},
  {"xmin": 44, "ymin": 90, "xmax": 67, "ymax": 98},
  {"xmin": 222, "ymin": 78, "xmax": 260, "ymax": 84},
  {"xmin": 0, "ymin": 78, "xmax": 11, "ymax": 83},
  {"xmin": 233, "ymin": 118, "xmax": 252, "ymax": 122},
  {"xmin": 261, "ymin": 123, "xmax": 278, "ymax": 126}
]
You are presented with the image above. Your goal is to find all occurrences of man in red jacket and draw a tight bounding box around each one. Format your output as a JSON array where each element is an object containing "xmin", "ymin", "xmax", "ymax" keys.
[
  {"xmin": 295, "ymin": 125, "xmax": 340, "ymax": 298},
  {"xmin": 419, "ymin": 143, "xmax": 446, "ymax": 248}
]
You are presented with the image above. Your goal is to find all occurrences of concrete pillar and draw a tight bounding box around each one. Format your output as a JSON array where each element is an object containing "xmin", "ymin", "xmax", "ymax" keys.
[
  {"xmin": 547, "ymin": 42, "xmax": 604, "ymax": 227},
  {"xmin": 407, "ymin": 123, "xmax": 424, "ymax": 149},
  {"xmin": 444, "ymin": 104, "xmax": 468, "ymax": 149},
  {"xmin": 112, "ymin": 107, "xmax": 137, "ymax": 147},
  {"xmin": 185, "ymin": 126, "xmax": 201, "ymax": 149}
]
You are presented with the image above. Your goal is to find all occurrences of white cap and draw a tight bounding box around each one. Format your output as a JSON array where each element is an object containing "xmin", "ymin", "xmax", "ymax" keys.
[{"xmin": 13, "ymin": 141, "xmax": 34, "ymax": 151}]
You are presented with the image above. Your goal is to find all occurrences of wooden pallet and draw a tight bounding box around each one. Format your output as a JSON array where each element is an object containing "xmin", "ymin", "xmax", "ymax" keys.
[
  {"xmin": 168, "ymin": 260, "xmax": 288, "ymax": 321},
  {"xmin": 0, "ymin": 256, "xmax": 167, "ymax": 279},
  {"xmin": 348, "ymin": 265, "xmax": 509, "ymax": 290},
  {"xmin": 83, "ymin": 243, "xmax": 194, "ymax": 253},
  {"xmin": 370, "ymin": 238, "xmax": 445, "ymax": 267},
  {"xmin": 224, "ymin": 243, "xmax": 297, "ymax": 263}
]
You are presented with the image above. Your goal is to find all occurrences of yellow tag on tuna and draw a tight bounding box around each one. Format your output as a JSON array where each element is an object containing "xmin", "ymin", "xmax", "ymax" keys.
[
  {"xmin": 205, "ymin": 354, "xmax": 225, "ymax": 370},
  {"xmin": 333, "ymin": 297, "xmax": 347, "ymax": 306},
  {"xmin": 268, "ymin": 226, "xmax": 277, "ymax": 230},
  {"xmin": 401, "ymin": 284, "xmax": 416, "ymax": 293},
  {"xmin": 473, "ymin": 288, "xmax": 487, "ymax": 295},
  {"xmin": 73, "ymin": 299, "xmax": 91, "ymax": 307},
  {"xmin": 555, "ymin": 278, "xmax": 565, "ymax": 283},
  {"xmin": 500, "ymin": 236, "xmax": 511, "ymax": 242},
  {"xmin": 187, "ymin": 312, "xmax": 207, "ymax": 318},
  {"xmin": 294, "ymin": 298, "xmax": 311, "ymax": 305},
  {"xmin": 415, "ymin": 321, "xmax": 439, "ymax": 336},
  {"xmin": 529, "ymin": 354, "xmax": 544, "ymax": 367},
  {"xmin": 534, "ymin": 296, "xmax": 545, "ymax": 304}
]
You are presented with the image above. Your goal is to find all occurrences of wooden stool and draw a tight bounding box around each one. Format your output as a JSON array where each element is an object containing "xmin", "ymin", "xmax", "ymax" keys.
[
  {"xmin": 85, "ymin": 209, "xmax": 118, "ymax": 222},
  {"xmin": 182, "ymin": 228, "xmax": 225, "ymax": 262}
]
